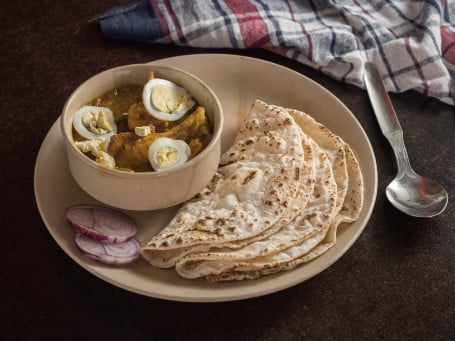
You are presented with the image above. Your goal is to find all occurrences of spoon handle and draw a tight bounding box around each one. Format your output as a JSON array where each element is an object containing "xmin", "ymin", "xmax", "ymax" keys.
[
  {"xmin": 363, "ymin": 62, "xmax": 412, "ymax": 174},
  {"xmin": 363, "ymin": 62, "xmax": 402, "ymax": 135}
]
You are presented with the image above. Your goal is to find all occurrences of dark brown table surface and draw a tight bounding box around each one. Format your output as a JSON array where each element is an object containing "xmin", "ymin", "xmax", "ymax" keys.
[{"xmin": 2, "ymin": 1, "xmax": 454, "ymax": 340}]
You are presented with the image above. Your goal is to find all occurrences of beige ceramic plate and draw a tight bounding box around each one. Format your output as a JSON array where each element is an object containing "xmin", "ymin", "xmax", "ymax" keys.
[{"xmin": 35, "ymin": 54, "xmax": 377, "ymax": 302}]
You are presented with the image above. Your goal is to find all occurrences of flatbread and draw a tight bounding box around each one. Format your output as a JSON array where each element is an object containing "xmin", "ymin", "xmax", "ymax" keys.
[
  {"xmin": 175, "ymin": 138, "xmax": 337, "ymax": 279},
  {"xmin": 140, "ymin": 100, "xmax": 364, "ymax": 282},
  {"xmin": 175, "ymin": 106, "xmax": 355, "ymax": 280},
  {"xmin": 141, "ymin": 100, "xmax": 312, "ymax": 267},
  {"xmin": 206, "ymin": 142, "xmax": 363, "ymax": 281},
  {"xmin": 286, "ymin": 108, "xmax": 348, "ymax": 217},
  {"xmin": 140, "ymin": 126, "xmax": 317, "ymax": 267}
]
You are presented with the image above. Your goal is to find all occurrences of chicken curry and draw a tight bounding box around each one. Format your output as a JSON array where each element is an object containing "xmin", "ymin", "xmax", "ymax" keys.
[{"xmin": 72, "ymin": 76, "xmax": 213, "ymax": 172}]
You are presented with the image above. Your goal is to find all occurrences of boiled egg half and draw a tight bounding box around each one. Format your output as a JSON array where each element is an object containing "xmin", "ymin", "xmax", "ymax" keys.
[
  {"xmin": 142, "ymin": 78, "xmax": 194, "ymax": 121},
  {"xmin": 148, "ymin": 137, "xmax": 191, "ymax": 171},
  {"xmin": 73, "ymin": 106, "xmax": 117, "ymax": 141},
  {"xmin": 74, "ymin": 139, "xmax": 116, "ymax": 169}
]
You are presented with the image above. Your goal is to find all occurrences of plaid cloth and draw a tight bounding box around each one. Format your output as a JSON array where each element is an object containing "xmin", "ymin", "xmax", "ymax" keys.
[{"xmin": 97, "ymin": 0, "xmax": 455, "ymax": 105}]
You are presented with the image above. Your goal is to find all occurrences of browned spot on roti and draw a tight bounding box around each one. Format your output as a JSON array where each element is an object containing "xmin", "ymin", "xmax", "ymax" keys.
[{"xmin": 242, "ymin": 170, "xmax": 257, "ymax": 185}]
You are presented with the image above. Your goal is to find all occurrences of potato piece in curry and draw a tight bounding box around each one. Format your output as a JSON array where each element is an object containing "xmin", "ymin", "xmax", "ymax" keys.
[{"xmin": 108, "ymin": 106, "xmax": 212, "ymax": 172}]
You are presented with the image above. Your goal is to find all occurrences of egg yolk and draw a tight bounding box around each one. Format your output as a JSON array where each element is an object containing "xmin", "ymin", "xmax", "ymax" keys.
[
  {"xmin": 153, "ymin": 146, "xmax": 181, "ymax": 168},
  {"xmin": 151, "ymin": 85, "xmax": 191, "ymax": 114},
  {"xmin": 81, "ymin": 110, "xmax": 114, "ymax": 135}
]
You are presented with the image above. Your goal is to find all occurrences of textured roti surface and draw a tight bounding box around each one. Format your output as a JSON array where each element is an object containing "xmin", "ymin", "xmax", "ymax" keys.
[
  {"xmin": 176, "ymin": 106, "xmax": 354, "ymax": 280},
  {"xmin": 141, "ymin": 128, "xmax": 317, "ymax": 268},
  {"xmin": 141, "ymin": 101, "xmax": 364, "ymax": 282},
  {"xmin": 176, "ymin": 139, "xmax": 337, "ymax": 279},
  {"xmin": 287, "ymin": 108, "xmax": 348, "ymax": 216},
  {"xmin": 207, "ymin": 142, "xmax": 363, "ymax": 281},
  {"xmin": 141, "ymin": 100, "xmax": 309, "ymax": 267}
]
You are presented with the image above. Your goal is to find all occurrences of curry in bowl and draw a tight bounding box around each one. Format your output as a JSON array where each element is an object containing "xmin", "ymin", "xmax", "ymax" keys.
[
  {"xmin": 72, "ymin": 71, "xmax": 213, "ymax": 172},
  {"xmin": 61, "ymin": 64, "xmax": 223, "ymax": 210}
]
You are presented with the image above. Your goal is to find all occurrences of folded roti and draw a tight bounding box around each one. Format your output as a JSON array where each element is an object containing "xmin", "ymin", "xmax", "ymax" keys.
[
  {"xmin": 141, "ymin": 126, "xmax": 317, "ymax": 268},
  {"xmin": 141, "ymin": 101, "xmax": 364, "ymax": 282},
  {"xmin": 141, "ymin": 100, "xmax": 314, "ymax": 267},
  {"xmin": 175, "ymin": 138, "xmax": 337, "ymax": 279},
  {"xmin": 206, "ymin": 142, "xmax": 363, "ymax": 281},
  {"xmin": 176, "ymin": 107, "xmax": 363, "ymax": 281}
]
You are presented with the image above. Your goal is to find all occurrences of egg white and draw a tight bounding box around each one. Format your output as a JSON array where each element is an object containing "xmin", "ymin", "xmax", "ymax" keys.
[
  {"xmin": 148, "ymin": 137, "xmax": 191, "ymax": 171},
  {"xmin": 73, "ymin": 106, "xmax": 117, "ymax": 141},
  {"xmin": 142, "ymin": 79, "xmax": 194, "ymax": 121}
]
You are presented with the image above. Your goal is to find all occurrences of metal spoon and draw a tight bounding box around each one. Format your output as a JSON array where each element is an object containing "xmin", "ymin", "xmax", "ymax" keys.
[{"xmin": 363, "ymin": 62, "xmax": 448, "ymax": 217}]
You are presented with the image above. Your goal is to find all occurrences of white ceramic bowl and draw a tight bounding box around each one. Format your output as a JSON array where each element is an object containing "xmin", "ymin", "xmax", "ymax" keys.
[{"xmin": 61, "ymin": 64, "xmax": 223, "ymax": 211}]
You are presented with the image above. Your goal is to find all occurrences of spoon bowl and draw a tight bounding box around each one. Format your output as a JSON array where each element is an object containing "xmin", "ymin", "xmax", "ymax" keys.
[
  {"xmin": 386, "ymin": 170, "xmax": 448, "ymax": 218},
  {"xmin": 363, "ymin": 62, "xmax": 448, "ymax": 218}
]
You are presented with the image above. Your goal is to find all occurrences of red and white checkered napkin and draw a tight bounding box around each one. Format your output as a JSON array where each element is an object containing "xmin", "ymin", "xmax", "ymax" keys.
[{"xmin": 98, "ymin": 0, "xmax": 455, "ymax": 105}]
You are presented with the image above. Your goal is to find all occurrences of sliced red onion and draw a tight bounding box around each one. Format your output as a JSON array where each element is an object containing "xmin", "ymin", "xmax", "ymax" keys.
[
  {"xmin": 66, "ymin": 205, "xmax": 137, "ymax": 243},
  {"xmin": 74, "ymin": 233, "xmax": 140, "ymax": 265}
]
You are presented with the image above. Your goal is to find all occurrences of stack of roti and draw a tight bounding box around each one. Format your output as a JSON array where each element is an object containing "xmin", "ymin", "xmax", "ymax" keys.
[{"xmin": 141, "ymin": 100, "xmax": 363, "ymax": 281}]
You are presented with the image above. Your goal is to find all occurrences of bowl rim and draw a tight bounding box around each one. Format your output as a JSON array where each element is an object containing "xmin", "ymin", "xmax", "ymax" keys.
[{"xmin": 60, "ymin": 63, "xmax": 224, "ymax": 178}]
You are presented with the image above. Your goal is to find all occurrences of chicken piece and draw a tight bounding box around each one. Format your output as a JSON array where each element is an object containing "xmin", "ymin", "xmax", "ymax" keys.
[
  {"xmin": 127, "ymin": 102, "xmax": 171, "ymax": 132},
  {"xmin": 108, "ymin": 106, "xmax": 212, "ymax": 172}
]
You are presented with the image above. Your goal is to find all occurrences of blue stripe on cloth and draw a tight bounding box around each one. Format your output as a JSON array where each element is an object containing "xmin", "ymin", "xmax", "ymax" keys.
[
  {"xmin": 254, "ymin": 0, "xmax": 286, "ymax": 47},
  {"xmin": 384, "ymin": 0, "xmax": 440, "ymax": 51},
  {"xmin": 95, "ymin": 0, "xmax": 455, "ymax": 105},
  {"xmin": 443, "ymin": 1, "xmax": 455, "ymax": 25},
  {"xmin": 341, "ymin": 1, "xmax": 400, "ymax": 92},
  {"xmin": 212, "ymin": 0, "xmax": 240, "ymax": 48},
  {"xmin": 97, "ymin": 0, "xmax": 164, "ymax": 42},
  {"xmin": 307, "ymin": 0, "xmax": 355, "ymax": 82},
  {"xmin": 364, "ymin": 21, "xmax": 401, "ymax": 92}
]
